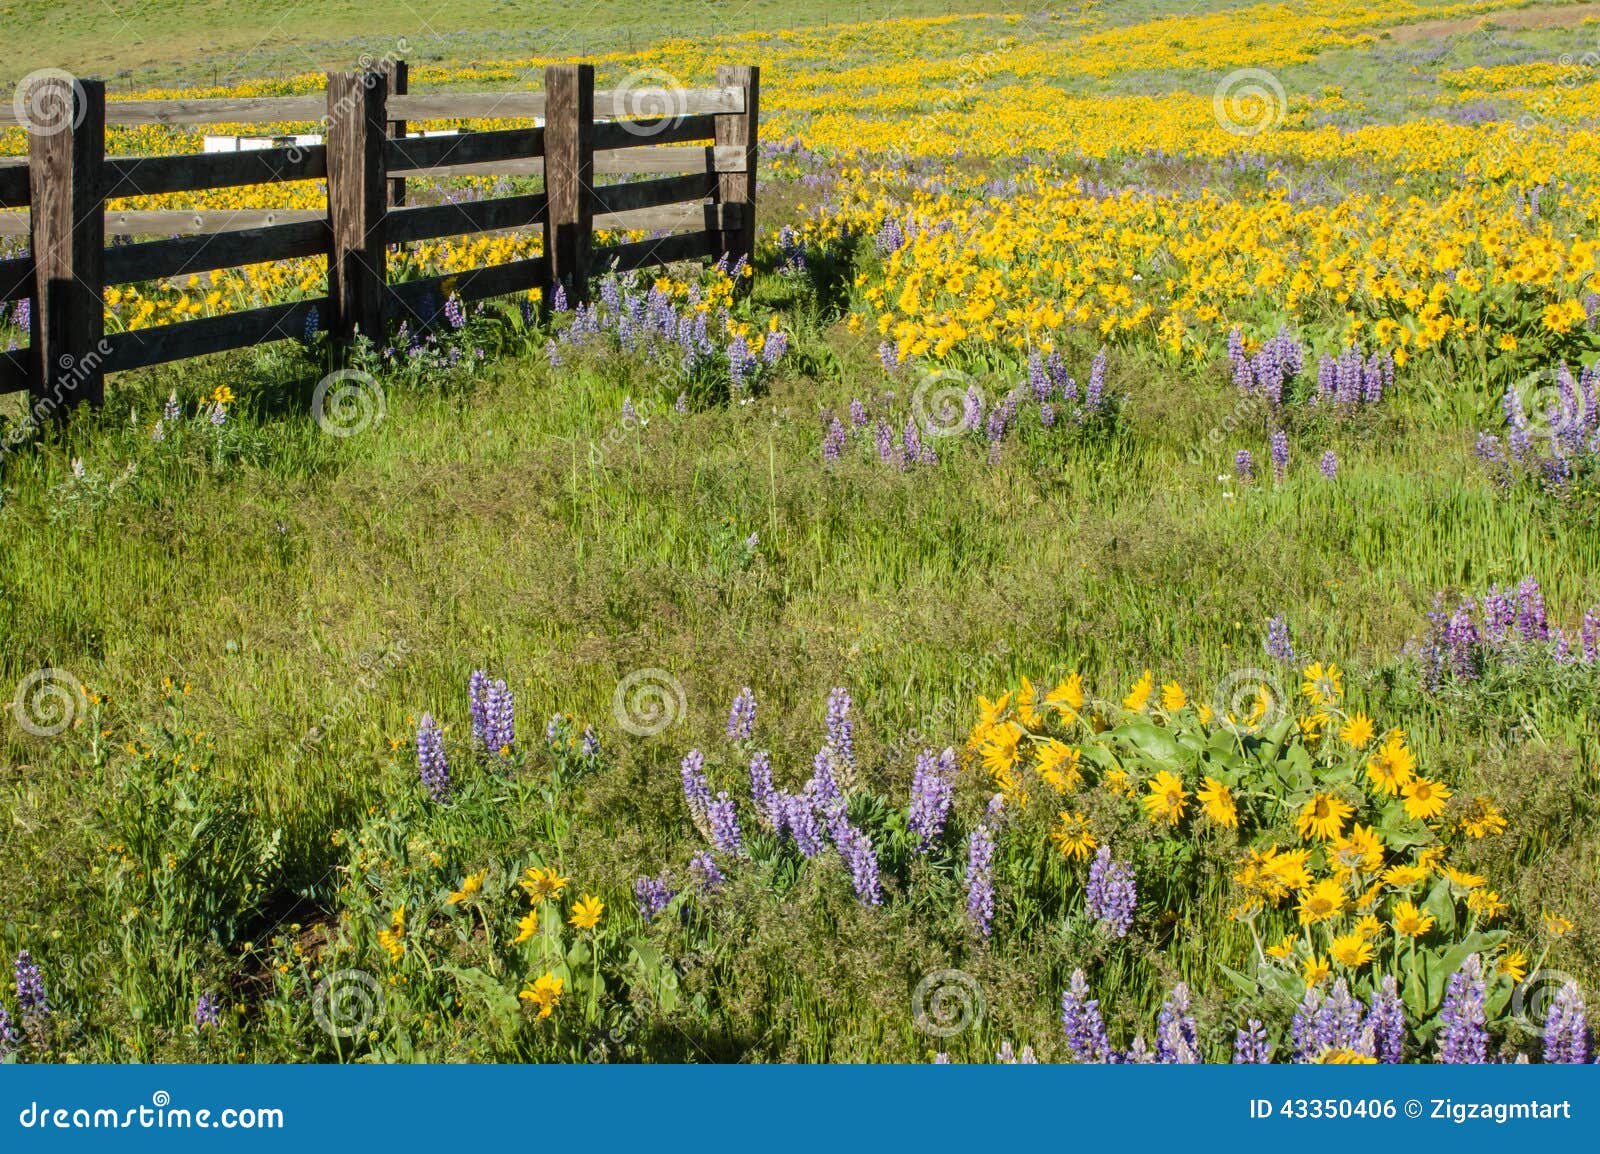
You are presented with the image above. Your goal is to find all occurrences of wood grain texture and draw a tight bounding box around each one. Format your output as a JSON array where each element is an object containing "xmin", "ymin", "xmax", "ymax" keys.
[
  {"xmin": 713, "ymin": 65, "xmax": 759, "ymax": 275},
  {"xmin": 29, "ymin": 78, "xmax": 106, "ymax": 411},
  {"xmin": 102, "ymin": 219, "xmax": 330, "ymax": 286},
  {"xmin": 592, "ymin": 229, "xmax": 718, "ymax": 273},
  {"xmin": 102, "ymin": 145, "xmax": 327, "ymax": 198},
  {"xmin": 385, "ymin": 193, "xmax": 547, "ymax": 245},
  {"xmin": 543, "ymin": 64, "xmax": 594, "ymax": 305},
  {"xmin": 325, "ymin": 71, "xmax": 388, "ymax": 342}
]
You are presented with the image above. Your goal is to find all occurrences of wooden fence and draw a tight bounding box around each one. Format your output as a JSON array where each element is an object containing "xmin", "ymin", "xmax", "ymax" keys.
[{"xmin": 0, "ymin": 61, "xmax": 759, "ymax": 416}]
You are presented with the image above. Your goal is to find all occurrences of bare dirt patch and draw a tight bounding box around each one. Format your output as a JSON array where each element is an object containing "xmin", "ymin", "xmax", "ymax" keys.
[{"xmin": 1381, "ymin": 1, "xmax": 1600, "ymax": 42}]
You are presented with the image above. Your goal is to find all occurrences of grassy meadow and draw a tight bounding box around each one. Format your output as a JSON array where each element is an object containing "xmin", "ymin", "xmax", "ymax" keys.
[{"xmin": 1, "ymin": 0, "xmax": 1598, "ymax": 1064}]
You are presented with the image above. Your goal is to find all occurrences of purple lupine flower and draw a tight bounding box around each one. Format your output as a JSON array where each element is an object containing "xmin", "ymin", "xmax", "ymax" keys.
[
  {"xmin": 784, "ymin": 791, "xmax": 826, "ymax": 857},
  {"xmin": 302, "ymin": 305, "xmax": 319, "ymax": 342},
  {"xmin": 877, "ymin": 341, "xmax": 901, "ymax": 372},
  {"xmin": 749, "ymin": 751, "xmax": 780, "ymax": 828},
  {"xmin": 1155, "ymin": 983, "xmax": 1200, "ymax": 1063},
  {"xmin": 1264, "ymin": 613, "xmax": 1295, "ymax": 663},
  {"xmin": 675, "ymin": 393, "xmax": 689, "ymax": 415},
  {"xmin": 680, "ymin": 750, "xmax": 712, "ymax": 826},
  {"xmin": 1504, "ymin": 384, "xmax": 1531, "ymax": 463},
  {"xmin": 933, "ymin": 1051, "xmax": 951, "ymax": 1064},
  {"xmin": 875, "ymin": 419, "xmax": 897, "ymax": 466},
  {"xmin": 761, "ymin": 329, "xmax": 788, "ymax": 366},
  {"xmin": 1438, "ymin": 955, "xmax": 1489, "ymax": 1064},
  {"xmin": 14, "ymin": 950, "xmax": 46, "ymax": 1018},
  {"xmin": 727, "ymin": 687, "xmax": 757, "ymax": 742},
  {"xmin": 1582, "ymin": 608, "xmax": 1599, "ymax": 664},
  {"xmin": 1543, "ymin": 981, "xmax": 1589, "ymax": 1064},
  {"xmin": 1028, "ymin": 352, "xmax": 1050, "ymax": 401},
  {"xmin": 836, "ymin": 823, "xmax": 882, "ymax": 905},
  {"xmin": 907, "ymin": 747, "xmax": 955, "ymax": 851},
  {"xmin": 995, "ymin": 1041, "xmax": 1039, "ymax": 1064},
  {"xmin": 963, "ymin": 385, "xmax": 985, "ymax": 431},
  {"xmin": 849, "ymin": 398, "xmax": 868, "ymax": 428},
  {"xmin": 195, "ymin": 992, "xmax": 222, "ymax": 1029},
  {"xmin": 1227, "ymin": 326, "xmax": 1249, "ymax": 389},
  {"xmin": 1516, "ymin": 576, "xmax": 1549, "ymax": 643},
  {"xmin": 1124, "ymin": 1036, "xmax": 1156, "ymax": 1064},
  {"xmin": 1085, "ymin": 846, "xmax": 1136, "ymax": 938},
  {"xmin": 825, "ymin": 688, "xmax": 855, "ymax": 774},
  {"xmin": 580, "ymin": 726, "xmax": 599, "ymax": 759},
  {"xmin": 1368, "ymin": 975, "xmax": 1405, "ymax": 1064},
  {"xmin": 1084, "ymin": 347, "xmax": 1107, "ymax": 414},
  {"xmin": 633, "ymin": 874, "xmax": 677, "ymax": 922},
  {"xmin": 707, "ymin": 791, "xmax": 745, "ymax": 857},
  {"xmin": 965, "ymin": 825, "xmax": 996, "ymax": 937},
  {"xmin": 163, "ymin": 390, "xmax": 181, "ymax": 422},
  {"xmin": 688, "ymin": 850, "xmax": 724, "ymax": 893},
  {"xmin": 1443, "ymin": 600, "xmax": 1481, "ymax": 682},
  {"xmin": 1292, "ymin": 982, "xmax": 1370, "ymax": 1061},
  {"xmin": 1039, "ymin": 401, "xmax": 1056, "ymax": 428},
  {"xmin": 1235, "ymin": 449, "xmax": 1253, "ymax": 483},
  {"xmin": 1270, "ymin": 428, "xmax": 1289, "ymax": 482},
  {"xmin": 484, "ymin": 679, "xmax": 514, "ymax": 757},
  {"xmin": 1061, "ymin": 969, "xmax": 1114, "ymax": 1063},
  {"xmin": 728, "ymin": 334, "xmax": 755, "ymax": 393},
  {"xmin": 1482, "ymin": 584, "xmax": 1515, "ymax": 644},
  {"xmin": 468, "ymin": 670, "xmax": 491, "ymax": 745},
  {"xmin": 1233, "ymin": 1019, "xmax": 1273, "ymax": 1064},
  {"xmin": 416, "ymin": 713, "xmax": 450, "ymax": 803},
  {"xmin": 901, "ymin": 416, "xmax": 923, "ymax": 469},
  {"xmin": 444, "ymin": 293, "xmax": 466, "ymax": 330},
  {"xmin": 544, "ymin": 339, "xmax": 562, "ymax": 368},
  {"xmin": 1320, "ymin": 450, "xmax": 1337, "ymax": 479},
  {"xmin": 552, "ymin": 283, "xmax": 568, "ymax": 312},
  {"xmin": 822, "ymin": 417, "xmax": 847, "ymax": 463},
  {"xmin": 0, "ymin": 1004, "xmax": 15, "ymax": 1058}
]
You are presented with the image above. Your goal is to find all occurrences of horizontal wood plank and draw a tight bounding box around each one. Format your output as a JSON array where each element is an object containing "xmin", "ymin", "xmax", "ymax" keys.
[
  {"xmin": 102, "ymin": 145, "xmax": 327, "ymax": 198},
  {"xmin": 103, "ymin": 219, "xmax": 330, "ymax": 286},
  {"xmin": 386, "ymin": 192, "xmax": 547, "ymax": 244},
  {"xmin": 0, "ymin": 347, "xmax": 28, "ymax": 395},
  {"xmin": 592, "ymin": 113, "xmax": 721, "ymax": 153},
  {"xmin": 590, "ymin": 172, "xmax": 718, "ymax": 216},
  {"xmin": 0, "ymin": 254, "xmax": 34, "ymax": 302},
  {"xmin": 102, "ymin": 297, "xmax": 325, "ymax": 373},
  {"xmin": 99, "ymin": 209, "xmax": 325, "ymax": 236},
  {"xmin": 100, "ymin": 96, "xmax": 326, "ymax": 126},
  {"xmin": 384, "ymin": 86, "xmax": 742, "ymax": 121},
  {"xmin": 385, "ymin": 126, "xmax": 544, "ymax": 173},
  {"xmin": 593, "ymin": 230, "xmax": 719, "ymax": 273},
  {"xmin": 385, "ymin": 256, "xmax": 546, "ymax": 318},
  {"xmin": 0, "ymin": 162, "xmax": 28, "ymax": 208},
  {"xmin": 595, "ymin": 201, "xmax": 740, "ymax": 234},
  {"xmin": 404, "ymin": 144, "xmax": 746, "ymax": 180}
]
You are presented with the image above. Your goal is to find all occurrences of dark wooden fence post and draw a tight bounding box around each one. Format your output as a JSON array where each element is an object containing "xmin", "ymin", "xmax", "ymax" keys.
[
  {"xmin": 543, "ymin": 63, "xmax": 594, "ymax": 307},
  {"xmin": 384, "ymin": 59, "xmax": 408, "ymax": 208},
  {"xmin": 326, "ymin": 70, "xmax": 388, "ymax": 343},
  {"xmin": 713, "ymin": 64, "xmax": 759, "ymax": 284},
  {"xmin": 28, "ymin": 77, "xmax": 106, "ymax": 414}
]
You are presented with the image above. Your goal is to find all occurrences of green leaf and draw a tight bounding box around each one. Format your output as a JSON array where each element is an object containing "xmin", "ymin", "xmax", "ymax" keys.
[
  {"xmin": 1423, "ymin": 878, "xmax": 1457, "ymax": 936},
  {"xmin": 1113, "ymin": 722, "xmax": 1185, "ymax": 771}
]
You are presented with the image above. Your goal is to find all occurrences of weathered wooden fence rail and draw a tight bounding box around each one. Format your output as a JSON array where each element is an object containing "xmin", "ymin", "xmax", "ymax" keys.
[{"xmin": 0, "ymin": 61, "xmax": 759, "ymax": 417}]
